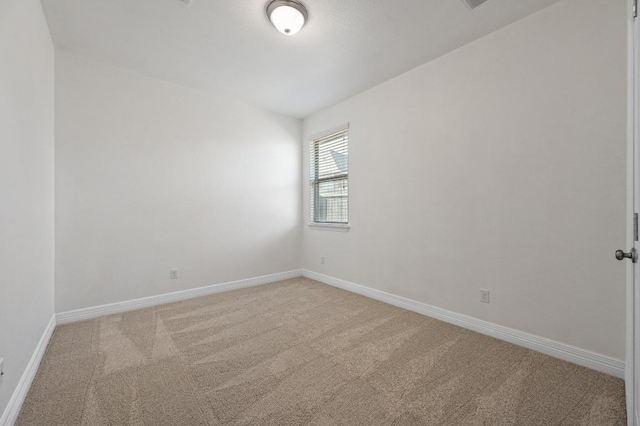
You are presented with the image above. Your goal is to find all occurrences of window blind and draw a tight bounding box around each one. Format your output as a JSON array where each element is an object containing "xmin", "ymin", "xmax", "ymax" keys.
[{"xmin": 310, "ymin": 128, "xmax": 349, "ymax": 224}]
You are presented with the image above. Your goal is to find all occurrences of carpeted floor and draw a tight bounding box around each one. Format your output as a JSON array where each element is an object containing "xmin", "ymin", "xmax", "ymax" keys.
[{"xmin": 17, "ymin": 278, "xmax": 626, "ymax": 425}]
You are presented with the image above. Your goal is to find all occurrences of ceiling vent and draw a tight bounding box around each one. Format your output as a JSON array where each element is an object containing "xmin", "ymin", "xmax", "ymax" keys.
[{"xmin": 461, "ymin": 0, "xmax": 489, "ymax": 9}]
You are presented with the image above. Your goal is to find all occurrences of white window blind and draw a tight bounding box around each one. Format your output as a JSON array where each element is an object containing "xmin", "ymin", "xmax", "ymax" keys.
[{"xmin": 310, "ymin": 128, "xmax": 349, "ymax": 224}]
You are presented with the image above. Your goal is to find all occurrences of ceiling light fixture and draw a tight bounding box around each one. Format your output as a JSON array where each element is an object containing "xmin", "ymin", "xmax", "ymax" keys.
[{"xmin": 266, "ymin": 0, "xmax": 308, "ymax": 36}]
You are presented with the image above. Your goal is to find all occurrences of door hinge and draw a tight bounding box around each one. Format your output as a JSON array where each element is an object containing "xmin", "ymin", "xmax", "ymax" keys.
[
  {"xmin": 635, "ymin": 213, "xmax": 638, "ymax": 241},
  {"xmin": 634, "ymin": 0, "xmax": 638, "ymax": 19}
]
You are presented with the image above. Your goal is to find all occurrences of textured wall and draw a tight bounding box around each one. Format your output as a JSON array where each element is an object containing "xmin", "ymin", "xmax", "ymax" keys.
[
  {"xmin": 0, "ymin": 0, "xmax": 55, "ymax": 417},
  {"xmin": 54, "ymin": 51, "xmax": 302, "ymax": 312},
  {"xmin": 302, "ymin": 0, "xmax": 627, "ymax": 360}
]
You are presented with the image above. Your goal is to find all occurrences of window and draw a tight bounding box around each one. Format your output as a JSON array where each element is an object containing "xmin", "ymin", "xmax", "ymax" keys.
[{"xmin": 310, "ymin": 128, "xmax": 349, "ymax": 225}]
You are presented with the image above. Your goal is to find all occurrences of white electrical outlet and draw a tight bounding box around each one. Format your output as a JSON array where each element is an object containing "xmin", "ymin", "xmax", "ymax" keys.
[
  {"xmin": 480, "ymin": 289, "xmax": 490, "ymax": 303},
  {"xmin": 321, "ymin": 256, "xmax": 325, "ymax": 265},
  {"xmin": 0, "ymin": 358, "xmax": 4, "ymax": 384},
  {"xmin": 170, "ymin": 269, "xmax": 179, "ymax": 279}
]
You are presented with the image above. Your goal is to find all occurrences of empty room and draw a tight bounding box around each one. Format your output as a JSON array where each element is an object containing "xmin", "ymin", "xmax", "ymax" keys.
[{"xmin": 2, "ymin": 0, "xmax": 639, "ymax": 424}]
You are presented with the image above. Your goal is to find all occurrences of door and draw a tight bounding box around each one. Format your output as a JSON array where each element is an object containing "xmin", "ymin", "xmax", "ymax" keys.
[{"xmin": 626, "ymin": 1, "xmax": 640, "ymax": 424}]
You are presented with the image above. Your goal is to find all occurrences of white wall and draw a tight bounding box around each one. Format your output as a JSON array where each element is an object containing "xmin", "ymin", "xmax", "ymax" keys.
[
  {"xmin": 55, "ymin": 51, "xmax": 301, "ymax": 312},
  {"xmin": 303, "ymin": 0, "xmax": 627, "ymax": 360},
  {"xmin": 0, "ymin": 0, "xmax": 55, "ymax": 416}
]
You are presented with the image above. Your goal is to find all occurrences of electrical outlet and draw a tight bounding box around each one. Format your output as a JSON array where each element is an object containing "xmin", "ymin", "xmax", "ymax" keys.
[
  {"xmin": 480, "ymin": 289, "xmax": 490, "ymax": 303},
  {"xmin": 321, "ymin": 256, "xmax": 325, "ymax": 265},
  {"xmin": 0, "ymin": 358, "xmax": 4, "ymax": 384},
  {"xmin": 170, "ymin": 269, "xmax": 179, "ymax": 280}
]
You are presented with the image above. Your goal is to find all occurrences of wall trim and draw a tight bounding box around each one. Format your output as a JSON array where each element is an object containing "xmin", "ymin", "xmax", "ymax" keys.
[
  {"xmin": 56, "ymin": 270, "xmax": 302, "ymax": 324},
  {"xmin": 52, "ymin": 269, "xmax": 624, "ymax": 378},
  {"xmin": 0, "ymin": 315, "xmax": 56, "ymax": 426},
  {"xmin": 1, "ymin": 269, "xmax": 624, "ymax": 425},
  {"xmin": 301, "ymin": 269, "xmax": 625, "ymax": 378}
]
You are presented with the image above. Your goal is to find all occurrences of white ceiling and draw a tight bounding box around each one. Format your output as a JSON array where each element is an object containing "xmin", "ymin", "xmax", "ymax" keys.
[{"xmin": 41, "ymin": 0, "xmax": 562, "ymax": 118}]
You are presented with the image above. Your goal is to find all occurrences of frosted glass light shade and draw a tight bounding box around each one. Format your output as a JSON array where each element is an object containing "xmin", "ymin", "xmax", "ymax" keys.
[{"xmin": 267, "ymin": 1, "xmax": 308, "ymax": 36}]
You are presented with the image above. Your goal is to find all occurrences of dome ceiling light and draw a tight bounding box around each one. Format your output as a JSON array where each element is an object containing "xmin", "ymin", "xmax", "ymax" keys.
[{"xmin": 266, "ymin": 0, "xmax": 308, "ymax": 36}]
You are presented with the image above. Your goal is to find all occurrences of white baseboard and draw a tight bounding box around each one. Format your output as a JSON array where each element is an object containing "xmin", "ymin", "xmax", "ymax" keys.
[
  {"xmin": 53, "ymin": 268, "xmax": 625, "ymax": 379},
  {"xmin": 0, "ymin": 315, "xmax": 56, "ymax": 426},
  {"xmin": 4, "ymin": 271, "xmax": 622, "ymax": 425},
  {"xmin": 302, "ymin": 269, "xmax": 625, "ymax": 379},
  {"xmin": 56, "ymin": 270, "xmax": 303, "ymax": 324}
]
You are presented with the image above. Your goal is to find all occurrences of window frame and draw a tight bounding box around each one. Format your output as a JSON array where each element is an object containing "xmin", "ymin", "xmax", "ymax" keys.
[{"xmin": 308, "ymin": 124, "xmax": 350, "ymax": 231}]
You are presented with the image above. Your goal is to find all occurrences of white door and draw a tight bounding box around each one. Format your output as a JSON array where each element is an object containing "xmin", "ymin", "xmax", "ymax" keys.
[{"xmin": 627, "ymin": 1, "xmax": 640, "ymax": 424}]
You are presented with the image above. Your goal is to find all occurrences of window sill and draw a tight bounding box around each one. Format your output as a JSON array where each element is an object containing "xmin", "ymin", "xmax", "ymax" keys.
[{"xmin": 308, "ymin": 223, "xmax": 350, "ymax": 232}]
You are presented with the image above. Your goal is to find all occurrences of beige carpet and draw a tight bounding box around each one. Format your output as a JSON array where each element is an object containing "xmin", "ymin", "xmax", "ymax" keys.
[{"xmin": 17, "ymin": 278, "xmax": 626, "ymax": 425}]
